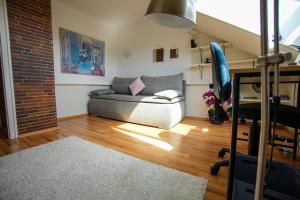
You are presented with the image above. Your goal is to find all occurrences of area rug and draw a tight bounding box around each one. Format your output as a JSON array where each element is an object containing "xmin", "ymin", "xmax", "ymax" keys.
[{"xmin": 0, "ymin": 136, "xmax": 207, "ymax": 200}]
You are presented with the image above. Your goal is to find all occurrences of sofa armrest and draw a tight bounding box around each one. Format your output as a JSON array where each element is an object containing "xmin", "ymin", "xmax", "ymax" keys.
[{"xmin": 89, "ymin": 89, "xmax": 115, "ymax": 96}]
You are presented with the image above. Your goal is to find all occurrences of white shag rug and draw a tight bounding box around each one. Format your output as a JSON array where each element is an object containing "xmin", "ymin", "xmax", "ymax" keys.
[{"xmin": 0, "ymin": 136, "xmax": 207, "ymax": 200}]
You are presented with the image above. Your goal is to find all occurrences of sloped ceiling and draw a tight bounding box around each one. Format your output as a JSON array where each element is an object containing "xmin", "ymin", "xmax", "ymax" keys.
[
  {"xmin": 196, "ymin": 13, "xmax": 260, "ymax": 56},
  {"xmin": 196, "ymin": 13, "xmax": 298, "ymax": 58},
  {"xmin": 56, "ymin": 0, "xmax": 150, "ymax": 29},
  {"xmin": 55, "ymin": 0, "xmax": 297, "ymax": 57}
]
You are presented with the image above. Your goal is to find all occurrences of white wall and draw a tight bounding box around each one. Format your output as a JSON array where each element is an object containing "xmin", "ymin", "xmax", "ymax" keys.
[
  {"xmin": 52, "ymin": 0, "xmax": 119, "ymax": 118},
  {"xmin": 54, "ymin": 3, "xmax": 292, "ymax": 118},
  {"xmin": 116, "ymin": 21, "xmax": 210, "ymax": 117},
  {"xmin": 116, "ymin": 21, "xmax": 257, "ymax": 117},
  {"xmin": 55, "ymin": 85, "xmax": 108, "ymax": 117},
  {"xmin": 117, "ymin": 22, "xmax": 190, "ymax": 77},
  {"xmin": 116, "ymin": 21, "xmax": 211, "ymax": 117}
]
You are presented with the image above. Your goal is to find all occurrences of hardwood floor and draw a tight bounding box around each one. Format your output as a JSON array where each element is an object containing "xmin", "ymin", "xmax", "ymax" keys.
[{"xmin": 0, "ymin": 116, "xmax": 299, "ymax": 200}]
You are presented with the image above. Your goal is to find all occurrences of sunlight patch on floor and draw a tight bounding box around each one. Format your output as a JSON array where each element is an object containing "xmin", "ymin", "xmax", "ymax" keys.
[
  {"xmin": 116, "ymin": 123, "xmax": 162, "ymax": 138},
  {"xmin": 113, "ymin": 127, "xmax": 173, "ymax": 151},
  {"xmin": 201, "ymin": 128, "xmax": 209, "ymax": 133},
  {"xmin": 170, "ymin": 124, "xmax": 197, "ymax": 136}
]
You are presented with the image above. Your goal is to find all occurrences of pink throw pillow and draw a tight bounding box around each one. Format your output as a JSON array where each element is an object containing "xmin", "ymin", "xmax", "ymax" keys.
[{"xmin": 129, "ymin": 77, "xmax": 145, "ymax": 96}]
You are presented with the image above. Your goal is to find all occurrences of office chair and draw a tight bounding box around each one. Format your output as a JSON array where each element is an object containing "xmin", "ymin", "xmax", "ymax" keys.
[{"xmin": 208, "ymin": 42, "xmax": 300, "ymax": 175}]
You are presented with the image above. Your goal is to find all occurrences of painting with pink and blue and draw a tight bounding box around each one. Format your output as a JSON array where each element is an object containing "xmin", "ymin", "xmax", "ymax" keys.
[{"xmin": 60, "ymin": 28, "xmax": 105, "ymax": 76}]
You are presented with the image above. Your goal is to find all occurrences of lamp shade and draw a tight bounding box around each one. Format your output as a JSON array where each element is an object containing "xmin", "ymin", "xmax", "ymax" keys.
[{"xmin": 144, "ymin": 0, "xmax": 197, "ymax": 29}]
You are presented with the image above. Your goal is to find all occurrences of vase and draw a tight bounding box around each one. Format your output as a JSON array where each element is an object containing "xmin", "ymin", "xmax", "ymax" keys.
[
  {"xmin": 208, "ymin": 113, "xmax": 214, "ymax": 122},
  {"xmin": 191, "ymin": 39, "xmax": 197, "ymax": 48}
]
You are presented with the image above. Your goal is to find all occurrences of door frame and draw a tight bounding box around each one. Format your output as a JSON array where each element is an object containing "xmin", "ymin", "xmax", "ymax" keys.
[{"xmin": 0, "ymin": 0, "xmax": 18, "ymax": 139}]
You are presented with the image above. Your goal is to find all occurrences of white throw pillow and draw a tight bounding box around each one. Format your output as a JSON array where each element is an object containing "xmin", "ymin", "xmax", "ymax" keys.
[{"xmin": 154, "ymin": 90, "xmax": 183, "ymax": 100}]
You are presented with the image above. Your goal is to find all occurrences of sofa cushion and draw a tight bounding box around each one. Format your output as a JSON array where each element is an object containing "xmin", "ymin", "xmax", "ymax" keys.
[
  {"xmin": 154, "ymin": 90, "xmax": 183, "ymax": 100},
  {"xmin": 111, "ymin": 77, "xmax": 136, "ymax": 94},
  {"xmin": 129, "ymin": 77, "xmax": 145, "ymax": 96},
  {"xmin": 141, "ymin": 73, "xmax": 184, "ymax": 95},
  {"xmin": 89, "ymin": 89, "xmax": 115, "ymax": 96},
  {"xmin": 91, "ymin": 94, "xmax": 185, "ymax": 104}
]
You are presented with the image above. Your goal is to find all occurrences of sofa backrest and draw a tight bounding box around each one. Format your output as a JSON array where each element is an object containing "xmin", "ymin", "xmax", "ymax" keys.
[
  {"xmin": 111, "ymin": 73, "xmax": 185, "ymax": 96},
  {"xmin": 111, "ymin": 77, "xmax": 136, "ymax": 94},
  {"xmin": 141, "ymin": 73, "xmax": 184, "ymax": 95}
]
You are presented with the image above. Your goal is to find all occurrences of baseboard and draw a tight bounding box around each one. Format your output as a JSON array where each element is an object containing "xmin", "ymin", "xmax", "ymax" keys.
[
  {"xmin": 185, "ymin": 116, "xmax": 209, "ymax": 121},
  {"xmin": 57, "ymin": 114, "xmax": 88, "ymax": 121},
  {"xmin": 18, "ymin": 127, "xmax": 59, "ymax": 138}
]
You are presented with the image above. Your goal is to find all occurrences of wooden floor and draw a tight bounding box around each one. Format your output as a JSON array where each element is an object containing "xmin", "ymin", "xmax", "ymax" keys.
[{"xmin": 0, "ymin": 116, "xmax": 299, "ymax": 200}]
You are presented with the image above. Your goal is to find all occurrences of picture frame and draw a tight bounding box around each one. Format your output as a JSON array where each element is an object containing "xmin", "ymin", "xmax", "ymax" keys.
[{"xmin": 59, "ymin": 28, "xmax": 105, "ymax": 76}]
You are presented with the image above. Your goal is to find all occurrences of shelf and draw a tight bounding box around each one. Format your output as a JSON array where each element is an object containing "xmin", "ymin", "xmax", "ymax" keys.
[
  {"xmin": 227, "ymin": 59, "xmax": 257, "ymax": 65},
  {"xmin": 188, "ymin": 63, "xmax": 212, "ymax": 68},
  {"xmin": 240, "ymin": 98, "xmax": 292, "ymax": 104},
  {"xmin": 187, "ymin": 59, "xmax": 257, "ymax": 69},
  {"xmin": 188, "ymin": 42, "xmax": 232, "ymax": 52}
]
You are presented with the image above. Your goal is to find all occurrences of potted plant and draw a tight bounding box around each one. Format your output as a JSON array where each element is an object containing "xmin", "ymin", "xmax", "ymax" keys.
[{"xmin": 203, "ymin": 89, "xmax": 232, "ymax": 123}]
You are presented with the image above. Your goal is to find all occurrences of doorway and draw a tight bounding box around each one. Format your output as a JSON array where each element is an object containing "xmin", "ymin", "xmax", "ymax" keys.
[{"xmin": 0, "ymin": 43, "xmax": 8, "ymax": 138}]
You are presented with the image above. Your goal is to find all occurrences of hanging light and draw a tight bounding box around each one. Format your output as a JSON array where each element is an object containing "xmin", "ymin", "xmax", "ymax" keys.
[{"xmin": 144, "ymin": 0, "xmax": 197, "ymax": 29}]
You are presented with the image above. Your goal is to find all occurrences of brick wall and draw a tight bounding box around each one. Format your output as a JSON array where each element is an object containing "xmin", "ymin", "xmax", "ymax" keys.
[{"xmin": 6, "ymin": 0, "xmax": 57, "ymax": 134}]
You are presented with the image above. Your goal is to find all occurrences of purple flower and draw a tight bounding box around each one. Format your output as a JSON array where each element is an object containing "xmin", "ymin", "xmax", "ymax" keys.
[
  {"xmin": 207, "ymin": 90, "xmax": 215, "ymax": 97},
  {"xmin": 221, "ymin": 97, "xmax": 232, "ymax": 106},
  {"xmin": 205, "ymin": 97, "xmax": 216, "ymax": 107},
  {"xmin": 202, "ymin": 89, "xmax": 215, "ymax": 98},
  {"xmin": 203, "ymin": 89, "xmax": 232, "ymax": 108}
]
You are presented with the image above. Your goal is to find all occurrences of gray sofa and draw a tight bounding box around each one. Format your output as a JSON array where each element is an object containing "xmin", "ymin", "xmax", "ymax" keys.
[{"xmin": 88, "ymin": 73, "xmax": 186, "ymax": 129}]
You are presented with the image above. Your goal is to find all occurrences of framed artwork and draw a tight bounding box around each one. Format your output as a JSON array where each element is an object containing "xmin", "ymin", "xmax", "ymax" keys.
[
  {"xmin": 153, "ymin": 48, "xmax": 164, "ymax": 62},
  {"xmin": 170, "ymin": 48, "xmax": 179, "ymax": 59},
  {"xmin": 59, "ymin": 28, "xmax": 105, "ymax": 76}
]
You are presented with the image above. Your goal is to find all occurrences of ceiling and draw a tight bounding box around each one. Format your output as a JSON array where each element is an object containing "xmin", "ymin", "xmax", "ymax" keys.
[
  {"xmin": 56, "ymin": 0, "xmax": 150, "ymax": 29},
  {"xmin": 56, "ymin": 0, "xmax": 297, "ymax": 56},
  {"xmin": 55, "ymin": 0, "xmax": 261, "ymax": 55}
]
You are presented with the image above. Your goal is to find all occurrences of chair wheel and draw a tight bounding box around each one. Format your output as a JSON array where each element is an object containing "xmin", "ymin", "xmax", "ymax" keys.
[
  {"xmin": 210, "ymin": 164, "xmax": 220, "ymax": 175},
  {"xmin": 218, "ymin": 150, "xmax": 226, "ymax": 158}
]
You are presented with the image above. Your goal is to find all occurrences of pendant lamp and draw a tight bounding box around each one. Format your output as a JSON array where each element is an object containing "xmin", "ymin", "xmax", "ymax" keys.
[{"xmin": 144, "ymin": 0, "xmax": 197, "ymax": 28}]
